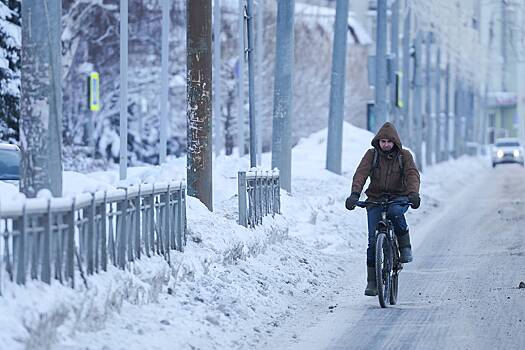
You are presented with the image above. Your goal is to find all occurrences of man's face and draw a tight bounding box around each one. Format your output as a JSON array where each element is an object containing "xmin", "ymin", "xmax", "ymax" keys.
[{"xmin": 379, "ymin": 138, "xmax": 394, "ymax": 152}]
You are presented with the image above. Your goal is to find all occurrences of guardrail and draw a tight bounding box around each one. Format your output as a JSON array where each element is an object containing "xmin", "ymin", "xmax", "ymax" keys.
[
  {"xmin": 0, "ymin": 182, "xmax": 186, "ymax": 293},
  {"xmin": 238, "ymin": 170, "xmax": 280, "ymax": 228}
]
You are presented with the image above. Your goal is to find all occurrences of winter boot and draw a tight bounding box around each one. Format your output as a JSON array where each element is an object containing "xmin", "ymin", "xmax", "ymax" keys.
[
  {"xmin": 397, "ymin": 231, "xmax": 413, "ymax": 263},
  {"xmin": 364, "ymin": 266, "xmax": 378, "ymax": 296}
]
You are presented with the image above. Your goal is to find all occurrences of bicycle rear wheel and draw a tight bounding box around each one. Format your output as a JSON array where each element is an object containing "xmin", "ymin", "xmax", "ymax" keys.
[
  {"xmin": 390, "ymin": 272, "xmax": 398, "ymax": 305},
  {"xmin": 375, "ymin": 233, "xmax": 392, "ymax": 308}
]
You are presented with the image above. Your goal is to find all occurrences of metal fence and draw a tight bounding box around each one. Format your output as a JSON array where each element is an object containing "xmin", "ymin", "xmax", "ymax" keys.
[
  {"xmin": 0, "ymin": 182, "xmax": 186, "ymax": 293},
  {"xmin": 238, "ymin": 170, "xmax": 281, "ymax": 228}
]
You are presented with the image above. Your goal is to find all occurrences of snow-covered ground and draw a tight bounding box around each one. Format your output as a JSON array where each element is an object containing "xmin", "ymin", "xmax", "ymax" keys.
[{"xmin": 0, "ymin": 122, "xmax": 489, "ymax": 349}]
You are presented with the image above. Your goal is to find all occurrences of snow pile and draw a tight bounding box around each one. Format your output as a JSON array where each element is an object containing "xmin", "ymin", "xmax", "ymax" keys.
[{"xmin": 0, "ymin": 122, "xmax": 489, "ymax": 349}]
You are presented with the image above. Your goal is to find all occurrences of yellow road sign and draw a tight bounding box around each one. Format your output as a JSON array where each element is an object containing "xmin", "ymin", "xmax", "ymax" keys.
[
  {"xmin": 395, "ymin": 72, "xmax": 403, "ymax": 108},
  {"xmin": 89, "ymin": 72, "xmax": 101, "ymax": 111}
]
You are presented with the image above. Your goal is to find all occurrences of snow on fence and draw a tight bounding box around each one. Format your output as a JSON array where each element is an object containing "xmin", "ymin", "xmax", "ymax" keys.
[
  {"xmin": 0, "ymin": 182, "xmax": 186, "ymax": 294},
  {"xmin": 238, "ymin": 170, "xmax": 281, "ymax": 228}
]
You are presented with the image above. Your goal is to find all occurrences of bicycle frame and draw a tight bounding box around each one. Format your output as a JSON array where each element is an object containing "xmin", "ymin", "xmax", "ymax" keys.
[{"xmin": 356, "ymin": 199, "xmax": 409, "ymax": 307}]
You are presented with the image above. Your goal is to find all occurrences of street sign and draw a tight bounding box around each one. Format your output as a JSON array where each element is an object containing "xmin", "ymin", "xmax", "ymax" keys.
[
  {"xmin": 395, "ymin": 71, "xmax": 403, "ymax": 108},
  {"xmin": 88, "ymin": 72, "xmax": 100, "ymax": 111},
  {"xmin": 367, "ymin": 101, "xmax": 376, "ymax": 131}
]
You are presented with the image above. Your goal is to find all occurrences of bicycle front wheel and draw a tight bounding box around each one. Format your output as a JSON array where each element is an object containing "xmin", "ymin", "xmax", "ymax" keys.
[{"xmin": 375, "ymin": 233, "xmax": 392, "ymax": 308}]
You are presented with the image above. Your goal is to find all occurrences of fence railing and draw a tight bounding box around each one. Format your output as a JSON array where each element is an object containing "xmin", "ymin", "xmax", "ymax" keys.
[
  {"xmin": 238, "ymin": 170, "xmax": 280, "ymax": 228},
  {"xmin": 0, "ymin": 182, "xmax": 186, "ymax": 293}
]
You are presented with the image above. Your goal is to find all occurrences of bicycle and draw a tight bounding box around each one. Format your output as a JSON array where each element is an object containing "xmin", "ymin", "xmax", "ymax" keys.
[{"xmin": 355, "ymin": 199, "xmax": 410, "ymax": 308}]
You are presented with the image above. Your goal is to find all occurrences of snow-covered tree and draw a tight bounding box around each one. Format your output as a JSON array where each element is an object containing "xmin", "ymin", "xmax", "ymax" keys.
[{"xmin": 0, "ymin": 0, "xmax": 20, "ymax": 144}]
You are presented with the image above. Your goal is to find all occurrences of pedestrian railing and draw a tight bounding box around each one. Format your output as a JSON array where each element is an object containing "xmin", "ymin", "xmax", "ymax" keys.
[
  {"xmin": 0, "ymin": 182, "xmax": 186, "ymax": 293},
  {"xmin": 238, "ymin": 170, "xmax": 281, "ymax": 228}
]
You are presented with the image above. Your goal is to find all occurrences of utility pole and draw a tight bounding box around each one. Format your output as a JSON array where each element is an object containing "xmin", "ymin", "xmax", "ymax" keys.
[
  {"xmin": 412, "ymin": 31, "xmax": 423, "ymax": 171},
  {"xmin": 159, "ymin": 0, "xmax": 170, "ymax": 163},
  {"xmin": 237, "ymin": 0, "xmax": 245, "ymax": 158},
  {"xmin": 374, "ymin": 0, "xmax": 388, "ymax": 130},
  {"xmin": 401, "ymin": 8, "xmax": 411, "ymax": 146},
  {"xmin": 452, "ymin": 78, "xmax": 463, "ymax": 159},
  {"xmin": 443, "ymin": 61, "xmax": 451, "ymax": 162},
  {"xmin": 255, "ymin": 0, "xmax": 265, "ymax": 165},
  {"xmin": 213, "ymin": 0, "xmax": 222, "ymax": 156},
  {"xmin": 435, "ymin": 47, "xmax": 442, "ymax": 163},
  {"xmin": 389, "ymin": 0, "xmax": 400, "ymax": 127},
  {"xmin": 246, "ymin": 0, "xmax": 257, "ymax": 168},
  {"xmin": 501, "ymin": 0, "xmax": 507, "ymax": 91},
  {"xmin": 271, "ymin": 0, "xmax": 295, "ymax": 191},
  {"xmin": 325, "ymin": 0, "xmax": 349, "ymax": 175},
  {"xmin": 424, "ymin": 31, "xmax": 433, "ymax": 167},
  {"xmin": 20, "ymin": 0, "xmax": 63, "ymax": 197},
  {"xmin": 119, "ymin": 0, "xmax": 128, "ymax": 180},
  {"xmin": 187, "ymin": 0, "xmax": 213, "ymax": 211}
]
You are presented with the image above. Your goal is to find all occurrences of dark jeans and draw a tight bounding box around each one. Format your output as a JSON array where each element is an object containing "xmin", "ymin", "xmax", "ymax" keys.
[{"xmin": 366, "ymin": 196, "xmax": 409, "ymax": 267}]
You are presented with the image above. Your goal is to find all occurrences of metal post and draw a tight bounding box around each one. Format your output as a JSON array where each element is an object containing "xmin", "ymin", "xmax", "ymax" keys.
[
  {"xmin": 42, "ymin": 201, "xmax": 52, "ymax": 283},
  {"xmin": 238, "ymin": 171, "xmax": 247, "ymax": 226},
  {"xmin": 501, "ymin": 0, "xmax": 507, "ymax": 91},
  {"xmin": 255, "ymin": 0, "xmax": 265, "ymax": 165},
  {"xmin": 390, "ymin": 0, "xmax": 400, "ymax": 126},
  {"xmin": 271, "ymin": 0, "xmax": 295, "ymax": 190},
  {"xmin": 16, "ymin": 208, "xmax": 27, "ymax": 285},
  {"xmin": 213, "ymin": 0, "xmax": 222, "ymax": 157},
  {"xmin": 401, "ymin": 8, "xmax": 411, "ymax": 146},
  {"xmin": 48, "ymin": 0, "xmax": 63, "ymax": 197},
  {"xmin": 160, "ymin": 0, "xmax": 170, "ymax": 163},
  {"xmin": 444, "ymin": 61, "xmax": 451, "ymax": 161},
  {"xmin": 424, "ymin": 31, "xmax": 433, "ymax": 167},
  {"xmin": 325, "ymin": 0, "xmax": 349, "ymax": 175},
  {"xmin": 87, "ymin": 194, "xmax": 95, "ymax": 274},
  {"xmin": 374, "ymin": 0, "xmax": 388, "ymax": 129},
  {"xmin": 453, "ymin": 78, "xmax": 461, "ymax": 159},
  {"xmin": 246, "ymin": 0, "xmax": 257, "ymax": 168},
  {"xmin": 435, "ymin": 47, "xmax": 442, "ymax": 163},
  {"xmin": 101, "ymin": 192, "xmax": 108, "ymax": 271},
  {"xmin": 187, "ymin": 0, "xmax": 213, "ymax": 211},
  {"xmin": 237, "ymin": 0, "xmax": 245, "ymax": 158},
  {"xmin": 66, "ymin": 202, "xmax": 75, "ymax": 287},
  {"xmin": 120, "ymin": 0, "xmax": 128, "ymax": 180},
  {"xmin": 118, "ymin": 191, "xmax": 128, "ymax": 268},
  {"xmin": 412, "ymin": 32, "xmax": 423, "ymax": 171},
  {"xmin": 89, "ymin": 109, "xmax": 95, "ymax": 158}
]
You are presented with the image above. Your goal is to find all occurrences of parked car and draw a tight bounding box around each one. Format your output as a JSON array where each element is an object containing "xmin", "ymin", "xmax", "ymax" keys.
[
  {"xmin": 491, "ymin": 138, "xmax": 525, "ymax": 168},
  {"xmin": 0, "ymin": 143, "xmax": 21, "ymax": 186}
]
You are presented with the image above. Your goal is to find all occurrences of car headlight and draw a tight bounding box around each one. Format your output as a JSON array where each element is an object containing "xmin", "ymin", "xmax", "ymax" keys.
[
  {"xmin": 514, "ymin": 149, "xmax": 521, "ymax": 157},
  {"xmin": 497, "ymin": 150, "xmax": 504, "ymax": 158}
]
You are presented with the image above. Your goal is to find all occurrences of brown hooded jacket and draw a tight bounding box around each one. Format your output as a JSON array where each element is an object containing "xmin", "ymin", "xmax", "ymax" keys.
[{"xmin": 351, "ymin": 122, "xmax": 420, "ymax": 199}]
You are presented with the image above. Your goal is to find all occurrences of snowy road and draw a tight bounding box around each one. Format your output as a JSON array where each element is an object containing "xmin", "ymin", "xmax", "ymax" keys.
[{"xmin": 270, "ymin": 165, "xmax": 525, "ymax": 350}]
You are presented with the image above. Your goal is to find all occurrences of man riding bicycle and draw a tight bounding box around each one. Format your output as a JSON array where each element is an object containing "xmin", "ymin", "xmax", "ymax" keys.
[{"xmin": 345, "ymin": 122, "xmax": 421, "ymax": 296}]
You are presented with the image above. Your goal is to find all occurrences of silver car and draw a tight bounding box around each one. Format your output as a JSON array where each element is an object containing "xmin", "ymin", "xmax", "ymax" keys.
[
  {"xmin": 491, "ymin": 138, "xmax": 525, "ymax": 168},
  {"xmin": 0, "ymin": 143, "xmax": 21, "ymax": 186}
]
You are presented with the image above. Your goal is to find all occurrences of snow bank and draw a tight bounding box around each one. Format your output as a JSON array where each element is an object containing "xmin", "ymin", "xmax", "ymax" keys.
[{"xmin": 0, "ymin": 122, "xmax": 489, "ymax": 349}]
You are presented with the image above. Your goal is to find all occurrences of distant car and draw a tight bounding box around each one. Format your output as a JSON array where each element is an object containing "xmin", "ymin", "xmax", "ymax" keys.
[
  {"xmin": 491, "ymin": 138, "xmax": 525, "ymax": 168},
  {"xmin": 0, "ymin": 143, "xmax": 21, "ymax": 186}
]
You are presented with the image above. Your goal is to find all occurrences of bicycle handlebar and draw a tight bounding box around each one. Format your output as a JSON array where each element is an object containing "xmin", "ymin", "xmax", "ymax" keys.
[{"xmin": 355, "ymin": 200, "xmax": 410, "ymax": 208}]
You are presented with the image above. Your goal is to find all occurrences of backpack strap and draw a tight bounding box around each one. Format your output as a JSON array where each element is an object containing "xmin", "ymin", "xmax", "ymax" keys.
[{"xmin": 398, "ymin": 152, "xmax": 407, "ymax": 188}]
